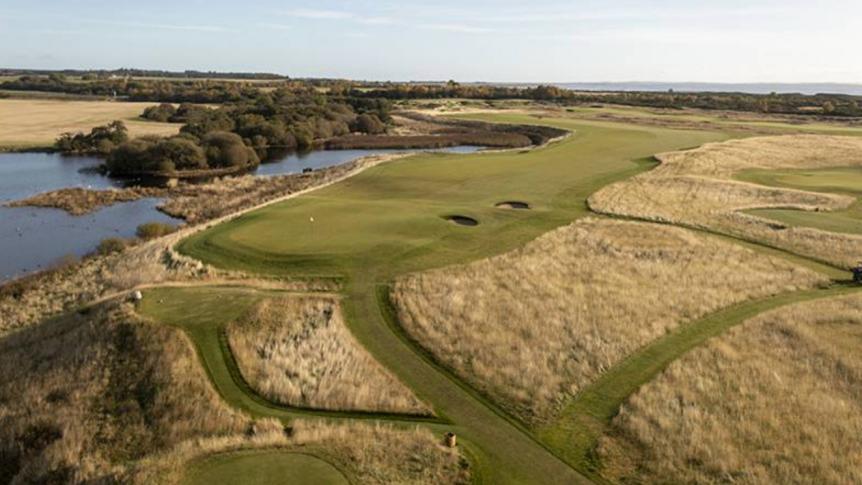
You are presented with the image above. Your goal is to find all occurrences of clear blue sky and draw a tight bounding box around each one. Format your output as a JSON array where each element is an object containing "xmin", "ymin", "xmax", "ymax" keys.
[{"xmin": 1, "ymin": 0, "xmax": 859, "ymax": 82}]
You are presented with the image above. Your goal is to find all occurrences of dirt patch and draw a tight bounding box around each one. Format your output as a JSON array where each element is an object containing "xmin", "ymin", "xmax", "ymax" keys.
[
  {"xmin": 443, "ymin": 215, "xmax": 479, "ymax": 227},
  {"xmin": 495, "ymin": 201, "xmax": 530, "ymax": 210}
]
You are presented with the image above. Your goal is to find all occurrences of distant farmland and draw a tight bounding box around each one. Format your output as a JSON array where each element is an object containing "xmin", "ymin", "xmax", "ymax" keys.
[{"xmin": 0, "ymin": 99, "xmax": 178, "ymax": 150}]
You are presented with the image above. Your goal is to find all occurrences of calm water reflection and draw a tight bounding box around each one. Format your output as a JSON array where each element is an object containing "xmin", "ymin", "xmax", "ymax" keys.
[{"xmin": 0, "ymin": 146, "xmax": 480, "ymax": 281}]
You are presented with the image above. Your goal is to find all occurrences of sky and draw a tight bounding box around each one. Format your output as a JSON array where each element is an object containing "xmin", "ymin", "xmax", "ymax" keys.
[{"xmin": 1, "ymin": 0, "xmax": 860, "ymax": 83}]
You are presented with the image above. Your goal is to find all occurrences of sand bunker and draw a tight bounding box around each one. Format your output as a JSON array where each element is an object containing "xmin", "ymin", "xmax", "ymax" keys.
[
  {"xmin": 495, "ymin": 201, "xmax": 530, "ymax": 210},
  {"xmin": 444, "ymin": 215, "xmax": 479, "ymax": 226}
]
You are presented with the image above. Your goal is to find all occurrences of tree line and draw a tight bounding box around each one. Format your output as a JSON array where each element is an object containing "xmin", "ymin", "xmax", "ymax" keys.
[{"xmin": 55, "ymin": 87, "xmax": 393, "ymax": 176}]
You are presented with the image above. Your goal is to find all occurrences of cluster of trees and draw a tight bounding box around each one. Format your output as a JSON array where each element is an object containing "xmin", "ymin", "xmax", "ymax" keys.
[
  {"xmin": 141, "ymin": 103, "xmax": 211, "ymax": 123},
  {"xmin": 106, "ymin": 132, "xmax": 258, "ymax": 175},
  {"xmin": 355, "ymin": 82, "xmax": 862, "ymax": 117},
  {"xmin": 55, "ymin": 121, "xmax": 128, "ymax": 155},
  {"xmin": 57, "ymin": 86, "xmax": 394, "ymax": 175},
  {"xmin": 172, "ymin": 87, "xmax": 391, "ymax": 153}
]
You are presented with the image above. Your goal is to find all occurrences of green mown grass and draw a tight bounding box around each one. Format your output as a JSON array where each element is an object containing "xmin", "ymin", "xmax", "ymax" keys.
[
  {"xmin": 182, "ymin": 450, "xmax": 348, "ymax": 485},
  {"xmin": 138, "ymin": 286, "xmax": 441, "ymax": 423},
  {"xmin": 178, "ymin": 116, "xmax": 728, "ymax": 278},
  {"xmin": 738, "ymin": 167, "xmax": 862, "ymax": 235}
]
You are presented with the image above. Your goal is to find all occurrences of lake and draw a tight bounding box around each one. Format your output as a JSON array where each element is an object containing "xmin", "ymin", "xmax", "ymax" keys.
[{"xmin": 0, "ymin": 146, "xmax": 479, "ymax": 281}]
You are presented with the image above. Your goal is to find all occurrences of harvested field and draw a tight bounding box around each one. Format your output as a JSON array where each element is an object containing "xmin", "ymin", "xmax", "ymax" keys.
[
  {"xmin": 392, "ymin": 218, "xmax": 825, "ymax": 425},
  {"xmin": 599, "ymin": 292, "xmax": 862, "ymax": 484},
  {"xmin": 0, "ymin": 301, "xmax": 246, "ymax": 483},
  {"xmin": 588, "ymin": 134, "xmax": 862, "ymax": 268},
  {"xmin": 227, "ymin": 296, "xmax": 429, "ymax": 414},
  {"xmin": 0, "ymin": 99, "xmax": 178, "ymax": 150}
]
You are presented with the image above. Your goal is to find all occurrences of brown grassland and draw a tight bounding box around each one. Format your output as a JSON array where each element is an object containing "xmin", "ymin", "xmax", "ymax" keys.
[
  {"xmin": 227, "ymin": 296, "xmax": 429, "ymax": 414},
  {"xmin": 588, "ymin": 134, "xmax": 862, "ymax": 268},
  {"xmin": 0, "ymin": 301, "xmax": 246, "ymax": 483},
  {"xmin": 599, "ymin": 292, "xmax": 862, "ymax": 484},
  {"xmin": 392, "ymin": 218, "xmax": 825, "ymax": 425},
  {"xmin": 0, "ymin": 99, "xmax": 178, "ymax": 150},
  {"xmin": 0, "ymin": 300, "xmax": 467, "ymax": 484},
  {"xmin": 0, "ymin": 234, "xmax": 207, "ymax": 337}
]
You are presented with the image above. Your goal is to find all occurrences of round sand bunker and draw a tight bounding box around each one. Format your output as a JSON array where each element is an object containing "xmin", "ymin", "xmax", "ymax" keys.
[
  {"xmin": 443, "ymin": 215, "xmax": 479, "ymax": 226},
  {"xmin": 495, "ymin": 201, "xmax": 531, "ymax": 210}
]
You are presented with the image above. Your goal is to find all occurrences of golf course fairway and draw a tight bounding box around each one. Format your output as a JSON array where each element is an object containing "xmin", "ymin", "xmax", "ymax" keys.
[{"xmin": 170, "ymin": 114, "xmax": 738, "ymax": 484}]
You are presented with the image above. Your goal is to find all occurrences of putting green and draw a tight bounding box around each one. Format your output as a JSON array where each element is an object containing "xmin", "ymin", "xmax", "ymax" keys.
[
  {"xmin": 183, "ymin": 451, "xmax": 348, "ymax": 485},
  {"xmin": 738, "ymin": 167, "xmax": 862, "ymax": 235}
]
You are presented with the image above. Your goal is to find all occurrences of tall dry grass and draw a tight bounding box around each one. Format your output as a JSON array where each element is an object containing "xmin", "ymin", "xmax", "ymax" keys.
[
  {"xmin": 0, "ymin": 301, "xmax": 247, "ymax": 483},
  {"xmin": 392, "ymin": 218, "xmax": 825, "ymax": 425},
  {"xmin": 0, "ymin": 235, "xmax": 208, "ymax": 336},
  {"xmin": 227, "ymin": 296, "xmax": 429, "ymax": 414},
  {"xmin": 599, "ymin": 292, "xmax": 862, "ymax": 484},
  {"xmin": 589, "ymin": 134, "xmax": 862, "ymax": 268},
  {"xmin": 130, "ymin": 419, "xmax": 470, "ymax": 485}
]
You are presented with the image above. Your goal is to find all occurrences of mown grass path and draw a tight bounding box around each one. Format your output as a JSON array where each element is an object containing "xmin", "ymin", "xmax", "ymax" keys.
[{"xmin": 140, "ymin": 286, "xmax": 441, "ymax": 424}]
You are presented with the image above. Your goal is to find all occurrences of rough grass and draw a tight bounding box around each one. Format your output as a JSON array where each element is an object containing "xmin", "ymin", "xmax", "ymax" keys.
[
  {"xmin": 0, "ymin": 301, "xmax": 246, "ymax": 484},
  {"xmin": 589, "ymin": 134, "xmax": 862, "ymax": 268},
  {"xmin": 599, "ymin": 292, "xmax": 862, "ymax": 484},
  {"xmin": 227, "ymin": 296, "xmax": 429, "ymax": 414},
  {"xmin": 0, "ymin": 99, "xmax": 178, "ymax": 150},
  {"xmin": 133, "ymin": 420, "xmax": 470, "ymax": 485},
  {"xmin": 392, "ymin": 218, "xmax": 825, "ymax": 425},
  {"xmin": 0, "ymin": 235, "xmax": 207, "ymax": 337}
]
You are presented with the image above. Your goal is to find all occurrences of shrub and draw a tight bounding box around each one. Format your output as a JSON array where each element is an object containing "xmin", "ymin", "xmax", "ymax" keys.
[
  {"xmin": 107, "ymin": 136, "xmax": 206, "ymax": 175},
  {"xmin": 352, "ymin": 114, "xmax": 386, "ymax": 134},
  {"xmin": 136, "ymin": 222, "xmax": 176, "ymax": 240},
  {"xmin": 54, "ymin": 121, "xmax": 128, "ymax": 155},
  {"xmin": 150, "ymin": 137, "xmax": 206, "ymax": 171},
  {"xmin": 141, "ymin": 103, "xmax": 177, "ymax": 122},
  {"xmin": 96, "ymin": 238, "xmax": 129, "ymax": 255},
  {"xmin": 202, "ymin": 131, "xmax": 259, "ymax": 168}
]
